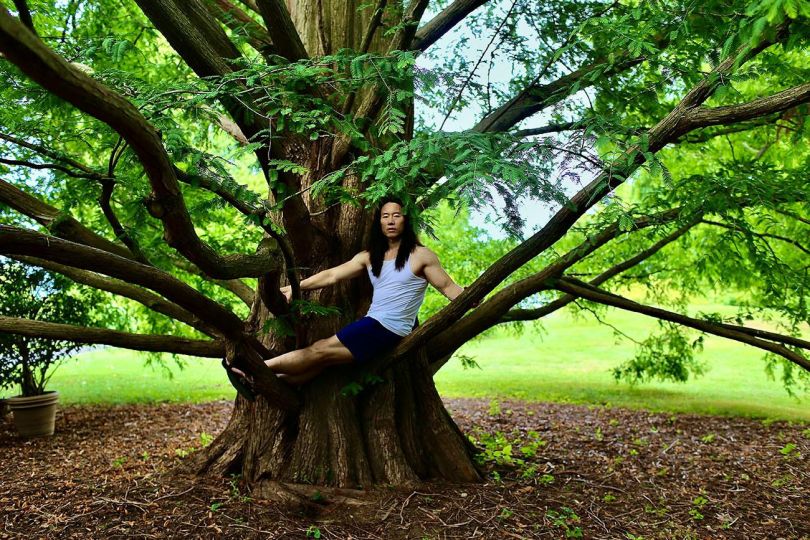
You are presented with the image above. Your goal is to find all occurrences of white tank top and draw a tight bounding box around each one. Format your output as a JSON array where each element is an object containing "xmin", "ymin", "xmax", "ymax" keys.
[{"xmin": 365, "ymin": 254, "xmax": 428, "ymax": 337}]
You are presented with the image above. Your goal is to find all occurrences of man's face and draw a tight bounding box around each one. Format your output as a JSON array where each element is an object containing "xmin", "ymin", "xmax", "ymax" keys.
[{"xmin": 380, "ymin": 202, "xmax": 405, "ymax": 240}]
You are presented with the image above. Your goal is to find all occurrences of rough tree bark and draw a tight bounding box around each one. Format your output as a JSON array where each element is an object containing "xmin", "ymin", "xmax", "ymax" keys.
[
  {"xmin": 2, "ymin": 1, "xmax": 807, "ymax": 495},
  {"xmin": 188, "ymin": 0, "xmax": 482, "ymax": 491}
]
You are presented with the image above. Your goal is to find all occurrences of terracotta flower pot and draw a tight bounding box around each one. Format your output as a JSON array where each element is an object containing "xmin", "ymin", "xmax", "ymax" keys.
[{"xmin": 7, "ymin": 391, "xmax": 60, "ymax": 437}]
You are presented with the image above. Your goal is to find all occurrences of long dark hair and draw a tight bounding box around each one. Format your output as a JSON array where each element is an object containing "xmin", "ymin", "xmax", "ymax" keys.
[{"xmin": 368, "ymin": 197, "xmax": 422, "ymax": 277}]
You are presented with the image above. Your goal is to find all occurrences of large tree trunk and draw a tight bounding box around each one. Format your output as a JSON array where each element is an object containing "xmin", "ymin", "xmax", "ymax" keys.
[
  {"xmin": 192, "ymin": 0, "xmax": 480, "ymax": 490},
  {"xmin": 195, "ymin": 350, "xmax": 480, "ymax": 489}
]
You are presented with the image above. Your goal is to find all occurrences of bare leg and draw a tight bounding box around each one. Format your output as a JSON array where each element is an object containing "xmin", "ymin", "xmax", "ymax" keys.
[{"xmin": 265, "ymin": 335, "xmax": 354, "ymax": 375}]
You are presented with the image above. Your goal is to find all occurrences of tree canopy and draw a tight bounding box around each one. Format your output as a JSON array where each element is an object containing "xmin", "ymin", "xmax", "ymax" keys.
[{"xmin": 0, "ymin": 0, "xmax": 808, "ymax": 447}]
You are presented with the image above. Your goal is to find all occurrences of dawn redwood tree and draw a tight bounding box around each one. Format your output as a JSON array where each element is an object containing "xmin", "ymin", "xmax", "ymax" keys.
[{"xmin": 0, "ymin": 0, "xmax": 809, "ymax": 495}]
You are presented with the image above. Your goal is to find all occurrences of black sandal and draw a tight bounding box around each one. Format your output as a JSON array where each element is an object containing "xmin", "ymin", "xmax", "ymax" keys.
[{"xmin": 222, "ymin": 358, "xmax": 256, "ymax": 401}]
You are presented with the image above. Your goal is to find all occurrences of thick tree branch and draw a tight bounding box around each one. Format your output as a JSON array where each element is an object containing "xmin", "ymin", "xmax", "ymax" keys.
[
  {"xmin": 0, "ymin": 225, "xmax": 245, "ymax": 336},
  {"xmin": 411, "ymin": 0, "xmax": 490, "ymax": 52},
  {"xmin": 550, "ymin": 277, "xmax": 810, "ymax": 372},
  {"xmin": 428, "ymin": 211, "xmax": 699, "ymax": 367},
  {"xmin": 169, "ymin": 255, "xmax": 255, "ymax": 306},
  {"xmin": 0, "ymin": 225, "xmax": 299, "ymax": 409},
  {"xmin": 0, "ymin": 316, "xmax": 225, "ymax": 357},
  {"xmin": 492, "ymin": 220, "xmax": 700, "ymax": 329},
  {"xmin": 10, "ymin": 255, "xmax": 221, "ymax": 338},
  {"xmin": 132, "ymin": 0, "xmax": 317, "ymax": 269},
  {"xmin": 0, "ymin": 177, "xmax": 134, "ymax": 259},
  {"xmin": 681, "ymin": 83, "xmax": 810, "ymax": 136},
  {"xmin": 255, "ymin": 0, "xmax": 308, "ymax": 60},
  {"xmin": 0, "ymin": 8, "xmax": 284, "ymax": 278}
]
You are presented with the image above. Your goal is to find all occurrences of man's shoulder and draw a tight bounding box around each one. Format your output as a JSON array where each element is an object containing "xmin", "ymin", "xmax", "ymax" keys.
[
  {"xmin": 352, "ymin": 251, "xmax": 371, "ymax": 265},
  {"xmin": 413, "ymin": 246, "xmax": 438, "ymax": 262}
]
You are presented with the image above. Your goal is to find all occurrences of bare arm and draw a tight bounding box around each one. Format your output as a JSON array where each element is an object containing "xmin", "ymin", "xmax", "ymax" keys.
[
  {"xmin": 421, "ymin": 248, "xmax": 464, "ymax": 301},
  {"xmin": 281, "ymin": 252, "xmax": 368, "ymax": 301}
]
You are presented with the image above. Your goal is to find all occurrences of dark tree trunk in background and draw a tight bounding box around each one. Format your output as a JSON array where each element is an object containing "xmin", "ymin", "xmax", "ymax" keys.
[{"xmin": 193, "ymin": 0, "xmax": 481, "ymax": 490}]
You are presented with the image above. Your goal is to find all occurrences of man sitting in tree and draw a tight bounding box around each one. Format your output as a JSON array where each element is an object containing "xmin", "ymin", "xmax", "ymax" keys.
[{"xmin": 226, "ymin": 197, "xmax": 467, "ymax": 397}]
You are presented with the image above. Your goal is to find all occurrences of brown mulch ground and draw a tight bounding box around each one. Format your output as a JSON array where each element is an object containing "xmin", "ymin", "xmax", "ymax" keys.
[{"xmin": 1, "ymin": 398, "xmax": 808, "ymax": 539}]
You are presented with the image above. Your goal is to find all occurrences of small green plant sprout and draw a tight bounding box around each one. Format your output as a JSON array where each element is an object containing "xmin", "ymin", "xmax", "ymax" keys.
[
  {"xmin": 538, "ymin": 474, "xmax": 554, "ymax": 486},
  {"xmin": 594, "ymin": 427, "xmax": 604, "ymax": 441},
  {"xmin": 609, "ymin": 418, "xmax": 620, "ymax": 427},
  {"xmin": 801, "ymin": 428, "xmax": 810, "ymax": 439},
  {"xmin": 632, "ymin": 437, "xmax": 649, "ymax": 447},
  {"xmin": 488, "ymin": 399, "xmax": 502, "ymax": 417},
  {"xmin": 498, "ymin": 507, "xmax": 513, "ymax": 520},
  {"xmin": 112, "ymin": 456, "xmax": 127, "ymax": 468},
  {"xmin": 779, "ymin": 443, "xmax": 800, "ymax": 459},
  {"xmin": 770, "ymin": 474, "xmax": 792, "ymax": 488},
  {"xmin": 210, "ymin": 501, "xmax": 224, "ymax": 512},
  {"xmin": 140, "ymin": 451, "xmax": 150, "ymax": 461},
  {"xmin": 174, "ymin": 446, "xmax": 195, "ymax": 458},
  {"xmin": 689, "ymin": 495, "xmax": 709, "ymax": 520},
  {"xmin": 310, "ymin": 490, "xmax": 325, "ymax": 503},
  {"xmin": 546, "ymin": 507, "xmax": 583, "ymax": 538},
  {"xmin": 305, "ymin": 525, "xmax": 322, "ymax": 538},
  {"xmin": 602, "ymin": 492, "xmax": 617, "ymax": 503},
  {"xmin": 457, "ymin": 354, "xmax": 481, "ymax": 370},
  {"xmin": 625, "ymin": 533, "xmax": 645, "ymax": 540},
  {"xmin": 199, "ymin": 432, "xmax": 214, "ymax": 447},
  {"xmin": 700, "ymin": 433, "xmax": 716, "ymax": 443}
]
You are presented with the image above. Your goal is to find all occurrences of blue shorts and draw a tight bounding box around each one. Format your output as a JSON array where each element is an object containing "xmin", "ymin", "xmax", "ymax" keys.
[{"xmin": 336, "ymin": 316, "xmax": 404, "ymax": 364}]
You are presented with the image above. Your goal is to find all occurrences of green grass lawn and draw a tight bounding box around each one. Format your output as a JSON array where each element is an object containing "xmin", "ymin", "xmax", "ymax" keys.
[{"xmin": 35, "ymin": 302, "xmax": 809, "ymax": 422}]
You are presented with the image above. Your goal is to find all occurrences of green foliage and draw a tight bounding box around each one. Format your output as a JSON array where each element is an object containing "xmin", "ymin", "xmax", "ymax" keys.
[{"xmin": 611, "ymin": 321, "xmax": 708, "ymax": 385}]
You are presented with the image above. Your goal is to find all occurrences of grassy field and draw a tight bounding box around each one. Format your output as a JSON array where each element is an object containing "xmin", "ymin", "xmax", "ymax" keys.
[{"xmin": 35, "ymin": 302, "xmax": 809, "ymax": 422}]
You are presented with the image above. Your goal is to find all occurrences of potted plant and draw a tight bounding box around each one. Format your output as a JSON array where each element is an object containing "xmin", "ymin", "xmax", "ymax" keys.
[{"xmin": 0, "ymin": 259, "xmax": 100, "ymax": 437}]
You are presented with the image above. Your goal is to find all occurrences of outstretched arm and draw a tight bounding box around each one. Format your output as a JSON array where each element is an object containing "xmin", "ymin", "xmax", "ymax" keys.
[
  {"xmin": 422, "ymin": 249, "xmax": 464, "ymax": 301},
  {"xmin": 281, "ymin": 252, "xmax": 368, "ymax": 301}
]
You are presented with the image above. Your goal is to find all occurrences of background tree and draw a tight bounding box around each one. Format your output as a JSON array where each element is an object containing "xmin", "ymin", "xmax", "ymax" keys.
[
  {"xmin": 0, "ymin": 0, "xmax": 808, "ymax": 495},
  {"xmin": 0, "ymin": 260, "xmax": 103, "ymax": 396}
]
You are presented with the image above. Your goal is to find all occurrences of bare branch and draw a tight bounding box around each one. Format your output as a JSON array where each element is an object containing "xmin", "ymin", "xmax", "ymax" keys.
[
  {"xmin": 11, "ymin": 0, "xmax": 35, "ymax": 34},
  {"xmin": 681, "ymin": 83, "xmax": 810, "ymax": 136},
  {"xmin": 411, "ymin": 0, "xmax": 490, "ymax": 52},
  {"xmin": 10, "ymin": 255, "xmax": 221, "ymax": 338},
  {"xmin": 701, "ymin": 218, "xmax": 810, "ymax": 255},
  {"xmin": 0, "ymin": 8, "xmax": 284, "ymax": 278},
  {"xmin": 0, "ymin": 225, "xmax": 245, "ymax": 338},
  {"xmin": 428, "ymin": 210, "xmax": 698, "ymax": 367},
  {"xmin": 550, "ymin": 277, "xmax": 810, "ymax": 372},
  {"xmin": 169, "ymin": 255, "xmax": 255, "ymax": 306},
  {"xmin": 204, "ymin": 0, "xmax": 275, "ymax": 55},
  {"xmin": 0, "ymin": 156, "xmax": 110, "ymax": 181},
  {"xmin": 359, "ymin": 0, "xmax": 388, "ymax": 55},
  {"xmin": 515, "ymin": 121, "xmax": 580, "ymax": 137},
  {"xmin": 0, "ymin": 177, "xmax": 134, "ymax": 259},
  {"xmin": 0, "ymin": 316, "xmax": 225, "ymax": 357},
  {"xmin": 255, "ymin": 0, "xmax": 308, "ymax": 60},
  {"xmin": 773, "ymin": 207, "xmax": 810, "ymax": 227}
]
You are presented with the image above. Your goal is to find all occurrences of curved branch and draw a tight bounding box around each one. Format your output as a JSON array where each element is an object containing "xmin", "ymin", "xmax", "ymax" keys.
[
  {"xmin": 0, "ymin": 8, "xmax": 283, "ymax": 278},
  {"xmin": 682, "ymin": 83, "xmax": 810, "ymax": 135},
  {"xmin": 9, "ymin": 255, "xmax": 221, "ymax": 338},
  {"xmin": 0, "ymin": 177, "xmax": 134, "ymax": 259},
  {"xmin": 550, "ymin": 277, "xmax": 810, "ymax": 372},
  {"xmin": 0, "ymin": 225, "xmax": 245, "ymax": 338},
  {"xmin": 0, "ymin": 316, "xmax": 225, "ymax": 357},
  {"xmin": 428, "ymin": 210, "xmax": 699, "ymax": 367},
  {"xmin": 382, "ymin": 33, "xmax": 792, "ymax": 370},
  {"xmin": 0, "ymin": 156, "xmax": 110, "ymax": 181},
  {"xmin": 701, "ymin": 219, "xmax": 810, "ymax": 256},
  {"xmin": 411, "ymin": 0, "xmax": 490, "ymax": 52}
]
